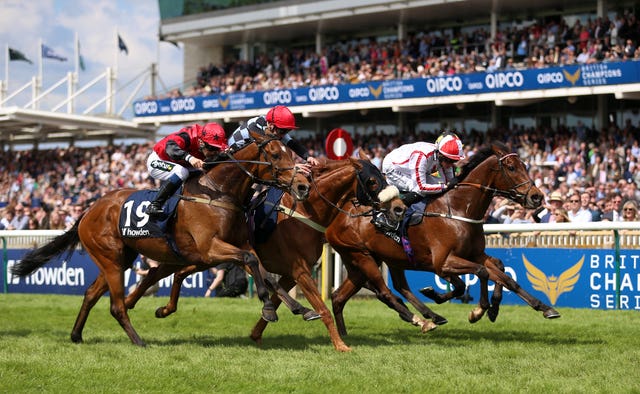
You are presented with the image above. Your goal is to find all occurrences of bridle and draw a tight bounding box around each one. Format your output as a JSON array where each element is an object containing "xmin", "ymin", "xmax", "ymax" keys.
[
  {"xmin": 456, "ymin": 152, "xmax": 534, "ymax": 202},
  {"xmin": 309, "ymin": 160, "xmax": 384, "ymax": 218},
  {"xmin": 424, "ymin": 150, "xmax": 535, "ymax": 224},
  {"xmin": 221, "ymin": 135, "xmax": 300, "ymax": 191}
]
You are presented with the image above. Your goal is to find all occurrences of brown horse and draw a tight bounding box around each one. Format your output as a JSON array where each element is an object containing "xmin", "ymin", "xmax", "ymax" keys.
[
  {"xmin": 326, "ymin": 141, "xmax": 560, "ymax": 337},
  {"xmin": 11, "ymin": 131, "xmax": 310, "ymax": 346},
  {"xmin": 124, "ymin": 153, "xmax": 407, "ymax": 352}
]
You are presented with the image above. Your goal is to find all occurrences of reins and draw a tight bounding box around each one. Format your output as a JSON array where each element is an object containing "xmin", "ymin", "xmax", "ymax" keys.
[{"xmin": 423, "ymin": 151, "xmax": 533, "ymax": 224}]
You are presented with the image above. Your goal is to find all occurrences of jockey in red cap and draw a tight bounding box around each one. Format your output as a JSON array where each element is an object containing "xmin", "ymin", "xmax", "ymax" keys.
[{"xmin": 145, "ymin": 122, "xmax": 228, "ymax": 216}]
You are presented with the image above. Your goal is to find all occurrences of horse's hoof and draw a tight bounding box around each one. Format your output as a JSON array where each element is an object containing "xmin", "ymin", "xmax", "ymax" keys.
[
  {"xmin": 432, "ymin": 315, "xmax": 448, "ymax": 325},
  {"xmin": 249, "ymin": 333, "xmax": 263, "ymax": 346},
  {"xmin": 543, "ymin": 309, "xmax": 561, "ymax": 319},
  {"xmin": 262, "ymin": 309, "xmax": 278, "ymax": 322},
  {"xmin": 421, "ymin": 321, "xmax": 438, "ymax": 333},
  {"xmin": 302, "ymin": 310, "xmax": 321, "ymax": 321},
  {"xmin": 487, "ymin": 307, "xmax": 499, "ymax": 322},
  {"xmin": 335, "ymin": 343, "xmax": 352, "ymax": 352},
  {"xmin": 70, "ymin": 333, "xmax": 83, "ymax": 343},
  {"xmin": 155, "ymin": 307, "xmax": 168, "ymax": 318},
  {"xmin": 419, "ymin": 286, "xmax": 437, "ymax": 299}
]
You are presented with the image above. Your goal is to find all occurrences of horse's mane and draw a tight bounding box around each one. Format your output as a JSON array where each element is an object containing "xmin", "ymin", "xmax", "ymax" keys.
[
  {"xmin": 311, "ymin": 157, "xmax": 357, "ymax": 177},
  {"xmin": 455, "ymin": 141, "xmax": 509, "ymax": 181}
]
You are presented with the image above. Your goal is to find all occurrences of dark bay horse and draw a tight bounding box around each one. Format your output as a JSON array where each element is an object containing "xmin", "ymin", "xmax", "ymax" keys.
[
  {"xmin": 326, "ymin": 141, "xmax": 560, "ymax": 337},
  {"xmin": 124, "ymin": 154, "xmax": 406, "ymax": 352},
  {"xmin": 11, "ymin": 132, "xmax": 310, "ymax": 346}
]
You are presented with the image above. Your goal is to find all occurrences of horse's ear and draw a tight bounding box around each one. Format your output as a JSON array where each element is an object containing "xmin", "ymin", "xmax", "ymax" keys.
[{"xmin": 358, "ymin": 149, "xmax": 370, "ymax": 161}]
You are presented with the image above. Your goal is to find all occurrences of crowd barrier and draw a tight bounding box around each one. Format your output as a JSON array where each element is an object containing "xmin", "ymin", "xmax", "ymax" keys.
[{"xmin": 2, "ymin": 222, "xmax": 639, "ymax": 310}]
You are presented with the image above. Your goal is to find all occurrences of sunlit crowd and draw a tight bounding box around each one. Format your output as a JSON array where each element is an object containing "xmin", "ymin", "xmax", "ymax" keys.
[{"xmin": 1, "ymin": 117, "xmax": 639, "ymax": 230}]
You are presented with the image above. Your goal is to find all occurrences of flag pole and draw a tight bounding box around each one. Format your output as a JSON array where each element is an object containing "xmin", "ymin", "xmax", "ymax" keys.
[
  {"xmin": 4, "ymin": 44, "xmax": 8, "ymax": 87},
  {"xmin": 74, "ymin": 32, "xmax": 79, "ymax": 75},
  {"xmin": 38, "ymin": 38, "xmax": 43, "ymax": 88}
]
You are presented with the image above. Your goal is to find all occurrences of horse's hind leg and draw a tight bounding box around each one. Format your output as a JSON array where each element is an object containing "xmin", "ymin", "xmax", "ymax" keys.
[
  {"xmin": 388, "ymin": 267, "xmax": 448, "ymax": 325},
  {"xmin": 71, "ymin": 273, "xmax": 108, "ymax": 343},
  {"xmin": 155, "ymin": 265, "xmax": 197, "ymax": 318},
  {"xmin": 419, "ymin": 275, "xmax": 466, "ymax": 304},
  {"xmin": 250, "ymin": 276, "xmax": 290, "ymax": 346}
]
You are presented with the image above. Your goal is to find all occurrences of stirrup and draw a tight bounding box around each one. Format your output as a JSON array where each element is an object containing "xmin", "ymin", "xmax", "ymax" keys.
[
  {"xmin": 146, "ymin": 203, "xmax": 164, "ymax": 216},
  {"xmin": 371, "ymin": 211, "xmax": 399, "ymax": 232}
]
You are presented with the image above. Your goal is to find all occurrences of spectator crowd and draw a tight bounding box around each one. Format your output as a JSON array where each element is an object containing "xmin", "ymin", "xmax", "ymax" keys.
[
  {"xmin": 150, "ymin": 11, "xmax": 640, "ymax": 99},
  {"xmin": 1, "ymin": 118, "xmax": 639, "ymax": 230}
]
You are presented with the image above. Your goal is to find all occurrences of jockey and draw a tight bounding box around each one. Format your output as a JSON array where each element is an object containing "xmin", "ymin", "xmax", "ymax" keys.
[
  {"xmin": 145, "ymin": 122, "xmax": 228, "ymax": 217},
  {"xmin": 227, "ymin": 105, "xmax": 319, "ymax": 174},
  {"xmin": 372, "ymin": 132, "xmax": 465, "ymax": 231}
]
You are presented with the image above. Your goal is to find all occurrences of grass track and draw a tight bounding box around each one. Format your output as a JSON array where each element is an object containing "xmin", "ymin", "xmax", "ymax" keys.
[{"xmin": 1, "ymin": 294, "xmax": 639, "ymax": 393}]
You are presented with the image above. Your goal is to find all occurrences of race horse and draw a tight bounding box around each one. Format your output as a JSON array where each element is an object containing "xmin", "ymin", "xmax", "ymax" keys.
[
  {"xmin": 325, "ymin": 141, "xmax": 561, "ymax": 337},
  {"xmin": 11, "ymin": 131, "xmax": 310, "ymax": 346},
  {"xmin": 124, "ymin": 153, "xmax": 407, "ymax": 352}
]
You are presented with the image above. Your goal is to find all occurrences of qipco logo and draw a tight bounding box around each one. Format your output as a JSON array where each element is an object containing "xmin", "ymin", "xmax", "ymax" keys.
[
  {"xmin": 263, "ymin": 90, "xmax": 292, "ymax": 105},
  {"xmin": 485, "ymin": 72, "xmax": 524, "ymax": 89},
  {"xmin": 426, "ymin": 76, "xmax": 463, "ymax": 93},
  {"xmin": 308, "ymin": 86, "xmax": 340, "ymax": 102},
  {"xmin": 134, "ymin": 101, "xmax": 158, "ymax": 115},
  {"xmin": 170, "ymin": 98, "xmax": 196, "ymax": 112}
]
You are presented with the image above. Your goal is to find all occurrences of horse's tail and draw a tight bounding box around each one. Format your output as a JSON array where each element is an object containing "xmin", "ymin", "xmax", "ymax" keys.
[{"xmin": 11, "ymin": 218, "xmax": 82, "ymax": 277}]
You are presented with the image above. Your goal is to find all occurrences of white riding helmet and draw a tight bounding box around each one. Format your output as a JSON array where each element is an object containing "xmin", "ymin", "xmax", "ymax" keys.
[{"xmin": 436, "ymin": 133, "xmax": 465, "ymax": 161}]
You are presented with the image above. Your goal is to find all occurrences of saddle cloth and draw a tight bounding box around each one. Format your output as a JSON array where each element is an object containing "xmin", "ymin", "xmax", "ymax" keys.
[{"xmin": 118, "ymin": 189, "xmax": 180, "ymax": 239}]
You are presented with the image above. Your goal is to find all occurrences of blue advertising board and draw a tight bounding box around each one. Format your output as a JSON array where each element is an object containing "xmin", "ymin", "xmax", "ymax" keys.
[
  {"xmin": 2, "ymin": 249, "xmax": 207, "ymax": 297},
  {"xmin": 397, "ymin": 247, "xmax": 640, "ymax": 311},
  {"xmin": 133, "ymin": 61, "xmax": 640, "ymax": 117}
]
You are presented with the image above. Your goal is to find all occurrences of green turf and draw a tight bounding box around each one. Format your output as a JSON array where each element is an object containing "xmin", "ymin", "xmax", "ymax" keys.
[{"xmin": 1, "ymin": 294, "xmax": 638, "ymax": 393}]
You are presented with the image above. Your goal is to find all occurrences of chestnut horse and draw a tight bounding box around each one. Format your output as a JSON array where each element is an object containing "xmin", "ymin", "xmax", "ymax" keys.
[
  {"xmin": 124, "ymin": 154, "xmax": 406, "ymax": 352},
  {"xmin": 11, "ymin": 132, "xmax": 310, "ymax": 346},
  {"xmin": 326, "ymin": 141, "xmax": 560, "ymax": 337}
]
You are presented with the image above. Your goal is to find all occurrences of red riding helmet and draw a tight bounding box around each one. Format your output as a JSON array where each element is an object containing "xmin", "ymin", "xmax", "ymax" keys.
[
  {"xmin": 436, "ymin": 133, "xmax": 464, "ymax": 161},
  {"xmin": 266, "ymin": 105, "xmax": 298, "ymax": 129},
  {"xmin": 200, "ymin": 123, "xmax": 228, "ymax": 150}
]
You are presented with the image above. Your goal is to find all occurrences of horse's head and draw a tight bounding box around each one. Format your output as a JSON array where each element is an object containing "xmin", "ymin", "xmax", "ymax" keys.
[
  {"xmin": 354, "ymin": 153, "xmax": 405, "ymax": 223},
  {"xmin": 225, "ymin": 131, "xmax": 310, "ymax": 201},
  {"xmin": 458, "ymin": 142, "xmax": 543, "ymax": 209}
]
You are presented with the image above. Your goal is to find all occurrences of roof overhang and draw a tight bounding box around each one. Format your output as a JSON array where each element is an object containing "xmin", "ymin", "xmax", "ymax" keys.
[{"xmin": 0, "ymin": 107, "xmax": 157, "ymax": 146}]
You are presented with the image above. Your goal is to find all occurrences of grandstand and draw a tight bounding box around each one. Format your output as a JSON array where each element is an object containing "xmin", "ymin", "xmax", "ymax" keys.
[{"xmin": 142, "ymin": 0, "xmax": 640, "ymax": 138}]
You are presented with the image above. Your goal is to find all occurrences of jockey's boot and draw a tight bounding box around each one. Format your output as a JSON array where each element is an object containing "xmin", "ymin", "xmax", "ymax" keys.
[
  {"xmin": 371, "ymin": 210, "xmax": 399, "ymax": 232},
  {"xmin": 146, "ymin": 180, "xmax": 181, "ymax": 217}
]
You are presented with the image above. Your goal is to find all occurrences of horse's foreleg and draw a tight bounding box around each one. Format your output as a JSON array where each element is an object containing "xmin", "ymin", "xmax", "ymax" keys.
[
  {"xmin": 71, "ymin": 273, "xmax": 109, "ymax": 343},
  {"xmin": 388, "ymin": 266, "xmax": 448, "ymax": 325},
  {"xmin": 437, "ymin": 255, "xmax": 491, "ymax": 323},
  {"xmin": 296, "ymin": 272, "xmax": 351, "ymax": 352},
  {"xmin": 483, "ymin": 255, "xmax": 561, "ymax": 319},
  {"xmin": 266, "ymin": 275, "xmax": 320, "ymax": 321},
  {"xmin": 485, "ymin": 257, "xmax": 505, "ymax": 322},
  {"xmin": 331, "ymin": 270, "xmax": 364, "ymax": 338}
]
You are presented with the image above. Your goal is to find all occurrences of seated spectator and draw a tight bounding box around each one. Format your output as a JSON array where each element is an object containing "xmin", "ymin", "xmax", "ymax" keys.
[
  {"xmin": 9, "ymin": 203, "xmax": 29, "ymax": 230},
  {"xmin": 621, "ymin": 200, "xmax": 639, "ymax": 221},
  {"xmin": 204, "ymin": 263, "xmax": 248, "ymax": 298}
]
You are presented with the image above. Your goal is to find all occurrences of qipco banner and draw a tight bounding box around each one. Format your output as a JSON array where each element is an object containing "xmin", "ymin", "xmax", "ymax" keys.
[
  {"xmin": 2, "ymin": 249, "xmax": 206, "ymax": 297},
  {"xmin": 133, "ymin": 61, "xmax": 640, "ymax": 117},
  {"xmin": 398, "ymin": 248, "xmax": 640, "ymax": 310}
]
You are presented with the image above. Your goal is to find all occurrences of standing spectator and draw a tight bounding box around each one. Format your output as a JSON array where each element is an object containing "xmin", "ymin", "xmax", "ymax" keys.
[
  {"xmin": 204, "ymin": 262, "xmax": 248, "ymax": 298},
  {"xmin": 128, "ymin": 255, "xmax": 160, "ymax": 297}
]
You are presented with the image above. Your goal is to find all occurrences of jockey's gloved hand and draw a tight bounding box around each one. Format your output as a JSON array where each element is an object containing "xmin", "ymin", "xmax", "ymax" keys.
[{"xmin": 445, "ymin": 178, "xmax": 459, "ymax": 191}]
